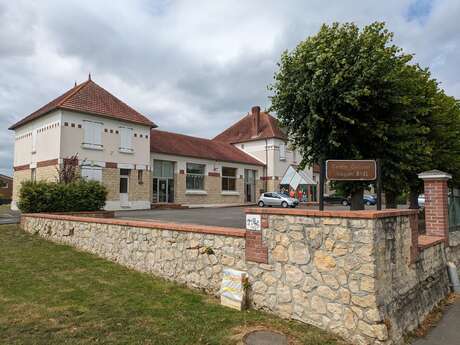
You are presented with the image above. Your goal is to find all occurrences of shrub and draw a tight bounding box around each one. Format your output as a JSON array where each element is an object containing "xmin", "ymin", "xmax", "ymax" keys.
[{"xmin": 18, "ymin": 180, "xmax": 107, "ymax": 213}]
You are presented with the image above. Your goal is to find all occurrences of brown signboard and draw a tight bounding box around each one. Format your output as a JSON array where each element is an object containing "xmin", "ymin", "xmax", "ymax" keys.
[{"xmin": 326, "ymin": 160, "xmax": 376, "ymax": 181}]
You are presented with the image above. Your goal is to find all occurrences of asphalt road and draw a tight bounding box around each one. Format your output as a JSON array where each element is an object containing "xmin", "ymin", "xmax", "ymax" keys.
[
  {"xmin": 412, "ymin": 299, "xmax": 460, "ymax": 345},
  {"xmin": 116, "ymin": 206, "xmax": 248, "ymax": 228},
  {"xmin": 114, "ymin": 204, "xmax": 395, "ymax": 229},
  {"xmin": 0, "ymin": 206, "xmax": 20, "ymax": 224}
]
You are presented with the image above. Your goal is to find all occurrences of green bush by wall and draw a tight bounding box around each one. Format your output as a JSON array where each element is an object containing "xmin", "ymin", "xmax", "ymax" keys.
[{"xmin": 18, "ymin": 180, "xmax": 107, "ymax": 213}]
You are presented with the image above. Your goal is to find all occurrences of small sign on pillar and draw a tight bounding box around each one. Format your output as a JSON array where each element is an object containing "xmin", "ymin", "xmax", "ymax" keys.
[{"xmin": 246, "ymin": 214, "xmax": 261, "ymax": 231}]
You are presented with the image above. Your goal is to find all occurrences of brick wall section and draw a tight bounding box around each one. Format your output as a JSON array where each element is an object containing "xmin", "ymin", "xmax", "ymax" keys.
[
  {"xmin": 102, "ymin": 168, "xmax": 120, "ymax": 201},
  {"xmin": 174, "ymin": 174, "xmax": 245, "ymax": 204},
  {"xmin": 245, "ymin": 230, "xmax": 268, "ymax": 263},
  {"xmin": 423, "ymin": 179, "xmax": 449, "ymax": 239},
  {"xmin": 36, "ymin": 165, "xmax": 59, "ymax": 182},
  {"xmin": 128, "ymin": 169, "xmax": 151, "ymax": 202}
]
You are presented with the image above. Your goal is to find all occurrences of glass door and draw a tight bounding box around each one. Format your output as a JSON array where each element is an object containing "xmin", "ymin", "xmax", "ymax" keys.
[
  {"xmin": 158, "ymin": 179, "xmax": 168, "ymax": 203},
  {"xmin": 244, "ymin": 169, "xmax": 256, "ymax": 203}
]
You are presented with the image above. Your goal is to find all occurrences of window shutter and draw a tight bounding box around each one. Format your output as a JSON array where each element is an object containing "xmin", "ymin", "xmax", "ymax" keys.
[
  {"xmin": 83, "ymin": 121, "xmax": 91, "ymax": 144},
  {"xmin": 279, "ymin": 143, "xmax": 286, "ymax": 160},
  {"xmin": 120, "ymin": 127, "xmax": 133, "ymax": 149},
  {"xmin": 93, "ymin": 123, "xmax": 102, "ymax": 145}
]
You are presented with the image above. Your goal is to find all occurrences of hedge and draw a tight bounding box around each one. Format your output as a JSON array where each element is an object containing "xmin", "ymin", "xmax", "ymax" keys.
[{"xmin": 18, "ymin": 180, "xmax": 107, "ymax": 213}]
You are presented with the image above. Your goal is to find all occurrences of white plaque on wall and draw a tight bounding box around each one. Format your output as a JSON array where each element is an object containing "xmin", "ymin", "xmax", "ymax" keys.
[{"xmin": 246, "ymin": 214, "xmax": 261, "ymax": 231}]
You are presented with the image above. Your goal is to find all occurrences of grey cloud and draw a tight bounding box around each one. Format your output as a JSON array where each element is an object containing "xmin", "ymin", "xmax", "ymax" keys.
[{"xmin": 1, "ymin": 0, "xmax": 460, "ymax": 176}]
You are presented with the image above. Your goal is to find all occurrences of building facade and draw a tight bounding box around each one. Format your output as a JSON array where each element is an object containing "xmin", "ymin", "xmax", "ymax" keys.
[{"xmin": 10, "ymin": 79, "xmax": 316, "ymax": 210}]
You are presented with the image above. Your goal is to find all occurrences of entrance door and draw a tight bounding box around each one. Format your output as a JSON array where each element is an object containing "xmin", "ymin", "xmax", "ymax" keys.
[
  {"xmin": 158, "ymin": 179, "xmax": 168, "ymax": 203},
  {"xmin": 153, "ymin": 178, "xmax": 175, "ymax": 203},
  {"xmin": 120, "ymin": 176, "xmax": 129, "ymax": 207},
  {"xmin": 244, "ymin": 169, "xmax": 256, "ymax": 203}
]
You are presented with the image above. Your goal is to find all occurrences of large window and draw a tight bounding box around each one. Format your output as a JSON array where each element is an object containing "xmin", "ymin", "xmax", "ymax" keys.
[
  {"xmin": 82, "ymin": 120, "xmax": 103, "ymax": 150},
  {"xmin": 222, "ymin": 167, "xmax": 237, "ymax": 191},
  {"xmin": 186, "ymin": 163, "xmax": 205, "ymax": 190},
  {"xmin": 153, "ymin": 160, "xmax": 174, "ymax": 178},
  {"xmin": 119, "ymin": 127, "xmax": 133, "ymax": 153},
  {"xmin": 80, "ymin": 166, "xmax": 102, "ymax": 182}
]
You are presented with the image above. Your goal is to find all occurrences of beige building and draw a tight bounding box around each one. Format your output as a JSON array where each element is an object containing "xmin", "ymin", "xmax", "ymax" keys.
[{"xmin": 10, "ymin": 79, "xmax": 317, "ymax": 210}]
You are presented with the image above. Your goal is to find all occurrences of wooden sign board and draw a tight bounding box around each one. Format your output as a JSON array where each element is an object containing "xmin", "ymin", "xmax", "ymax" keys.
[{"xmin": 326, "ymin": 160, "xmax": 376, "ymax": 181}]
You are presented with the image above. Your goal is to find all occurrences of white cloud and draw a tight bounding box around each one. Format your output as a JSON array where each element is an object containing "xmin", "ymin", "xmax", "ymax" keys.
[{"xmin": 1, "ymin": 0, "xmax": 459, "ymax": 176}]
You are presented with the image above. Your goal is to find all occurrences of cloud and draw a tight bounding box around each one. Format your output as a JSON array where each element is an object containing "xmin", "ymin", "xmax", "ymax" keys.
[{"xmin": 1, "ymin": 0, "xmax": 459, "ymax": 176}]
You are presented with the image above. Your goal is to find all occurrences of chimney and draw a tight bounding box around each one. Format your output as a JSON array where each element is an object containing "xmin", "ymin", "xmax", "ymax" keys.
[{"xmin": 252, "ymin": 106, "xmax": 261, "ymax": 136}]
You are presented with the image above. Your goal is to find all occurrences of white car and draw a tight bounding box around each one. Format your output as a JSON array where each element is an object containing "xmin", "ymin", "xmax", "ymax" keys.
[
  {"xmin": 418, "ymin": 194, "xmax": 425, "ymax": 207},
  {"xmin": 258, "ymin": 192, "xmax": 299, "ymax": 208}
]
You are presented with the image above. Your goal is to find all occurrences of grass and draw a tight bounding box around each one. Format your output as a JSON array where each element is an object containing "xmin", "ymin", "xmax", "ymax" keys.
[{"xmin": 0, "ymin": 224, "xmax": 343, "ymax": 345}]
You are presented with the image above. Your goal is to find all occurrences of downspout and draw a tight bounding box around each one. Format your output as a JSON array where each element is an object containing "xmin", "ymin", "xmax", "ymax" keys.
[{"xmin": 265, "ymin": 138, "xmax": 268, "ymax": 192}]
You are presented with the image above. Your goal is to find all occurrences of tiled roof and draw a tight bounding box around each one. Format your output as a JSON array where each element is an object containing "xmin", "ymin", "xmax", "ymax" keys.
[
  {"xmin": 213, "ymin": 108, "xmax": 287, "ymax": 144},
  {"xmin": 150, "ymin": 129, "xmax": 264, "ymax": 166},
  {"xmin": 9, "ymin": 79, "xmax": 156, "ymax": 130}
]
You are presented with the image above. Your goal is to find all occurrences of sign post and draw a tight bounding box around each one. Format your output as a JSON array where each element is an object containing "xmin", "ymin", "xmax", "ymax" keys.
[{"xmin": 319, "ymin": 159, "xmax": 381, "ymax": 211}]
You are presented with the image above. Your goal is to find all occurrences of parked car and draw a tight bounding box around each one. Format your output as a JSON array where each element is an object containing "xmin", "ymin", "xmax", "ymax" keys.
[
  {"xmin": 258, "ymin": 192, "xmax": 299, "ymax": 208},
  {"xmin": 323, "ymin": 195, "xmax": 350, "ymax": 206},
  {"xmin": 363, "ymin": 195, "xmax": 377, "ymax": 206},
  {"xmin": 418, "ymin": 194, "xmax": 425, "ymax": 207}
]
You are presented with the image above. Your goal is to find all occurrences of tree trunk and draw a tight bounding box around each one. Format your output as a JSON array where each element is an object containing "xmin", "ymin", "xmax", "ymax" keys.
[
  {"xmin": 385, "ymin": 191, "xmax": 397, "ymax": 209},
  {"xmin": 350, "ymin": 188, "xmax": 364, "ymax": 210},
  {"xmin": 409, "ymin": 188, "xmax": 420, "ymax": 209}
]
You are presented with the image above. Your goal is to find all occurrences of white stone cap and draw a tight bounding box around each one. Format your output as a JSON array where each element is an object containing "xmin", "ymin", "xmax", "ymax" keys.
[{"xmin": 418, "ymin": 169, "xmax": 452, "ymax": 180}]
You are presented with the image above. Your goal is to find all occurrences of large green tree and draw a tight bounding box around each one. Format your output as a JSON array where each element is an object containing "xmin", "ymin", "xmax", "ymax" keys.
[{"xmin": 269, "ymin": 22, "xmax": 456, "ymax": 209}]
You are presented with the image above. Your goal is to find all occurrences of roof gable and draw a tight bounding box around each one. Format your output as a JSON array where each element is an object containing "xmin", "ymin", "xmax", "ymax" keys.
[
  {"xmin": 150, "ymin": 129, "xmax": 264, "ymax": 166},
  {"xmin": 9, "ymin": 79, "xmax": 156, "ymax": 130},
  {"xmin": 213, "ymin": 108, "xmax": 287, "ymax": 144}
]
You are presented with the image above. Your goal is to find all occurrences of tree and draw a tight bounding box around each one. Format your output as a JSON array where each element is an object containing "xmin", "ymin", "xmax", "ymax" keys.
[
  {"xmin": 56, "ymin": 154, "xmax": 79, "ymax": 184},
  {"xmin": 270, "ymin": 22, "xmax": 427, "ymax": 209}
]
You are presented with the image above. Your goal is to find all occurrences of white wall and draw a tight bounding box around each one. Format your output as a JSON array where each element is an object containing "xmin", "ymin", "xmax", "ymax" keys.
[
  {"xmin": 234, "ymin": 138, "xmax": 314, "ymax": 180},
  {"xmin": 13, "ymin": 111, "xmax": 62, "ymax": 167},
  {"xmin": 60, "ymin": 110, "xmax": 151, "ymax": 167}
]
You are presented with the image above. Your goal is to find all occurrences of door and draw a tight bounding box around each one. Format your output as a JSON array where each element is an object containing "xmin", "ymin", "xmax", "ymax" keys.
[
  {"xmin": 158, "ymin": 179, "xmax": 167, "ymax": 203},
  {"xmin": 120, "ymin": 176, "xmax": 129, "ymax": 207},
  {"xmin": 244, "ymin": 169, "xmax": 256, "ymax": 203}
]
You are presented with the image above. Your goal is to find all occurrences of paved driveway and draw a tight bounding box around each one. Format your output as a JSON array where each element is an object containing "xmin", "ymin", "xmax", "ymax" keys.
[{"xmin": 115, "ymin": 206, "xmax": 248, "ymax": 228}]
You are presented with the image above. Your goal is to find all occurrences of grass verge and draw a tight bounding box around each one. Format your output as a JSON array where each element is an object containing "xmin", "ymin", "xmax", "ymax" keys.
[{"xmin": 0, "ymin": 224, "xmax": 344, "ymax": 345}]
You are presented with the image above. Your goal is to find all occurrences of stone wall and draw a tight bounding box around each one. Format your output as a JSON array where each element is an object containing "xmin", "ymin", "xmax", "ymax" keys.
[
  {"xmin": 102, "ymin": 168, "xmax": 120, "ymax": 201},
  {"xmin": 447, "ymin": 231, "xmax": 460, "ymax": 266},
  {"xmin": 12, "ymin": 169, "xmax": 31, "ymax": 206},
  {"xmin": 20, "ymin": 208, "xmax": 450, "ymax": 345}
]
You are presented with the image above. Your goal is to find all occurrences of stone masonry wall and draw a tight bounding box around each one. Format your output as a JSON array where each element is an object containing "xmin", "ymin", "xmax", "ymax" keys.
[
  {"xmin": 447, "ymin": 231, "xmax": 460, "ymax": 266},
  {"xmin": 20, "ymin": 209, "xmax": 450, "ymax": 345},
  {"xmin": 373, "ymin": 216, "xmax": 449, "ymax": 344},
  {"xmin": 12, "ymin": 169, "xmax": 31, "ymax": 205},
  {"xmin": 102, "ymin": 168, "xmax": 120, "ymax": 201},
  {"xmin": 21, "ymin": 215, "xmax": 247, "ymax": 294}
]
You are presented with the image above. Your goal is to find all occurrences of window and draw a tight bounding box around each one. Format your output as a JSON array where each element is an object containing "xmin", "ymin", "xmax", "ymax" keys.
[
  {"xmin": 80, "ymin": 166, "xmax": 102, "ymax": 182},
  {"xmin": 222, "ymin": 167, "xmax": 237, "ymax": 191},
  {"xmin": 31, "ymin": 168, "xmax": 36, "ymax": 182},
  {"xmin": 186, "ymin": 163, "xmax": 205, "ymax": 190},
  {"xmin": 0, "ymin": 180, "xmax": 7, "ymax": 189},
  {"xmin": 279, "ymin": 143, "xmax": 286, "ymax": 161},
  {"xmin": 153, "ymin": 160, "xmax": 174, "ymax": 178},
  {"xmin": 119, "ymin": 127, "xmax": 133, "ymax": 153},
  {"xmin": 82, "ymin": 121, "xmax": 103, "ymax": 150},
  {"xmin": 120, "ymin": 169, "xmax": 130, "ymax": 176},
  {"xmin": 138, "ymin": 170, "xmax": 143, "ymax": 184}
]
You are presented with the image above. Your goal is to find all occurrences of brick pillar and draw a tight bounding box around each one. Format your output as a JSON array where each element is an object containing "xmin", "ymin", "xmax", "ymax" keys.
[{"xmin": 418, "ymin": 170, "xmax": 452, "ymax": 240}]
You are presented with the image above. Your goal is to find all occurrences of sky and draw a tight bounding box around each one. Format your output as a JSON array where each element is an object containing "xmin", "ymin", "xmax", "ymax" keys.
[{"xmin": 1, "ymin": 0, "xmax": 460, "ymax": 176}]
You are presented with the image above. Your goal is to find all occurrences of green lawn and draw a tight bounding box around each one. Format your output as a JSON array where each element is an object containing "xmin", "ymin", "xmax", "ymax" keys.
[{"xmin": 0, "ymin": 225, "xmax": 343, "ymax": 345}]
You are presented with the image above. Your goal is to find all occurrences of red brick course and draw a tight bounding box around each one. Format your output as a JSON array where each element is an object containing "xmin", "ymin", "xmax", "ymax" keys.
[
  {"xmin": 245, "ymin": 230, "xmax": 268, "ymax": 264},
  {"xmin": 423, "ymin": 179, "xmax": 449, "ymax": 240},
  {"xmin": 245, "ymin": 207, "xmax": 418, "ymax": 219}
]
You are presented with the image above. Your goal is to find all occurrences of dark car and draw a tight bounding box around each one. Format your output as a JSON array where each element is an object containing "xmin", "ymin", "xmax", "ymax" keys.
[
  {"xmin": 363, "ymin": 195, "xmax": 377, "ymax": 206},
  {"xmin": 323, "ymin": 195, "xmax": 350, "ymax": 206}
]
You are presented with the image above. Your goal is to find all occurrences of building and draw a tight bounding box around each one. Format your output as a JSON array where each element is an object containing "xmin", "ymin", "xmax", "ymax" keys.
[
  {"xmin": 9, "ymin": 78, "xmax": 316, "ymax": 210},
  {"xmin": 0, "ymin": 174, "xmax": 13, "ymax": 202}
]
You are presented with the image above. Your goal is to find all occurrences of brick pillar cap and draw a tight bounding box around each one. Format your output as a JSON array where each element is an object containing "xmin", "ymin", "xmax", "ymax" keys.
[{"xmin": 418, "ymin": 169, "xmax": 452, "ymax": 180}]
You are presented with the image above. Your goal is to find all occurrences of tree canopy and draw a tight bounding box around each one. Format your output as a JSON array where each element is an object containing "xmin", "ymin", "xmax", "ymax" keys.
[{"xmin": 269, "ymin": 22, "xmax": 460, "ymax": 209}]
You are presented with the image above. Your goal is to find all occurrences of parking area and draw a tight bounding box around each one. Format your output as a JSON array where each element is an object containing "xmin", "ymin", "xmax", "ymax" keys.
[
  {"xmin": 115, "ymin": 203, "xmax": 398, "ymax": 229},
  {"xmin": 116, "ymin": 206, "xmax": 249, "ymax": 228}
]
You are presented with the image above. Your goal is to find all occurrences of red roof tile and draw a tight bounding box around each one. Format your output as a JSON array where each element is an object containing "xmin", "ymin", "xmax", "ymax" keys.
[
  {"xmin": 213, "ymin": 107, "xmax": 286, "ymax": 144},
  {"xmin": 9, "ymin": 79, "xmax": 156, "ymax": 130},
  {"xmin": 150, "ymin": 129, "xmax": 264, "ymax": 166}
]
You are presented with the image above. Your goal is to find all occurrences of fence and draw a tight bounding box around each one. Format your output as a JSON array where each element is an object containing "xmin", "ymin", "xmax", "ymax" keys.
[{"xmin": 448, "ymin": 195, "xmax": 460, "ymax": 232}]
